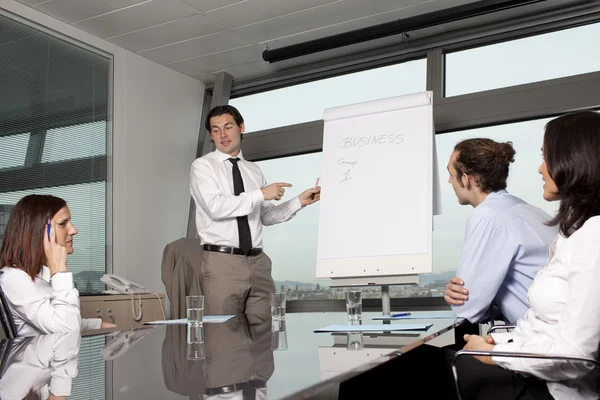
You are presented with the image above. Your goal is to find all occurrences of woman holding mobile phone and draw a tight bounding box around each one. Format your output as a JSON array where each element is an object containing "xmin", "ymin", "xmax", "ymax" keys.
[{"xmin": 0, "ymin": 194, "xmax": 115, "ymax": 336}]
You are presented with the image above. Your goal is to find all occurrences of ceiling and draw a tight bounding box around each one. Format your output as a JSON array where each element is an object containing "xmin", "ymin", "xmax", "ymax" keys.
[{"xmin": 15, "ymin": 0, "xmax": 588, "ymax": 85}]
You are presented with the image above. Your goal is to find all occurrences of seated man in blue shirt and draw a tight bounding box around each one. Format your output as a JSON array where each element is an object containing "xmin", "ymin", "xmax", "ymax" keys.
[{"xmin": 444, "ymin": 138, "xmax": 557, "ymax": 324}]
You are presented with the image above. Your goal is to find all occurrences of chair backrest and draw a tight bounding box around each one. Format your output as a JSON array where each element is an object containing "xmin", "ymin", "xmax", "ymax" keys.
[
  {"xmin": 0, "ymin": 272, "xmax": 17, "ymax": 339},
  {"xmin": 0, "ymin": 338, "xmax": 13, "ymax": 378},
  {"xmin": 161, "ymin": 238, "xmax": 203, "ymax": 319}
]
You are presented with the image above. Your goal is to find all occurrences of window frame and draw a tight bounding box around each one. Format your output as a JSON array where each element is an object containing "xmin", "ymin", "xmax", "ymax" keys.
[{"xmin": 190, "ymin": 5, "xmax": 600, "ymax": 311}]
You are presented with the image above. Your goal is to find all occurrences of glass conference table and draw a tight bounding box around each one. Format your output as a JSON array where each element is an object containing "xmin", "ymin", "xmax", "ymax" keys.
[{"xmin": 0, "ymin": 311, "xmax": 458, "ymax": 400}]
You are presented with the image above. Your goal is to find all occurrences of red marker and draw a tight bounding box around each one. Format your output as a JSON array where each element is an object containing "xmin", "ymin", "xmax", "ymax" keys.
[{"xmin": 311, "ymin": 178, "xmax": 320, "ymax": 200}]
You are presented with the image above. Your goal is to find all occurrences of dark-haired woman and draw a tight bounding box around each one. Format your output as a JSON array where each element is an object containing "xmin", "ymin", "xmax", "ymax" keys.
[
  {"xmin": 459, "ymin": 110, "xmax": 600, "ymax": 399},
  {"xmin": 0, "ymin": 194, "xmax": 115, "ymax": 336},
  {"xmin": 344, "ymin": 111, "xmax": 600, "ymax": 400}
]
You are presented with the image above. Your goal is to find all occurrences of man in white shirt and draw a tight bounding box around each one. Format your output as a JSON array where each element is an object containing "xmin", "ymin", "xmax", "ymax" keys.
[
  {"xmin": 189, "ymin": 105, "xmax": 321, "ymax": 315},
  {"xmin": 443, "ymin": 138, "xmax": 557, "ymax": 326}
]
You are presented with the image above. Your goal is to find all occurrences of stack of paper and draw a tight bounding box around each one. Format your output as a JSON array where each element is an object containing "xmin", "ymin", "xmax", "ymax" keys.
[
  {"xmin": 314, "ymin": 323, "xmax": 432, "ymax": 333},
  {"xmin": 142, "ymin": 315, "xmax": 235, "ymax": 325},
  {"xmin": 371, "ymin": 311, "xmax": 456, "ymax": 321}
]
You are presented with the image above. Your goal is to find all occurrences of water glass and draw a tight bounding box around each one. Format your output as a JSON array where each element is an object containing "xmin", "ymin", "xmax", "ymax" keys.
[
  {"xmin": 187, "ymin": 323, "xmax": 204, "ymax": 344},
  {"xmin": 271, "ymin": 320, "xmax": 288, "ymax": 351},
  {"xmin": 186, "ymin": 295, "xmax": 204, "ymax": 325},
  {"xmin": 270, "ymin": 292, "xmax": 286, "ymax": 321},
  {"xmin": 186, "ymin": 324, "xmax": 205, "ymax": 359},
  {"xmin": 347, "ymin": 332, "xmax": 364, "ymax": 351},
  {"xmin": 186, "ymin": 341, "xmax": 205, "ymax": 360},
  {"xmin": 345, "ymin": 289, "xmax": 362, "ymax": 321}
]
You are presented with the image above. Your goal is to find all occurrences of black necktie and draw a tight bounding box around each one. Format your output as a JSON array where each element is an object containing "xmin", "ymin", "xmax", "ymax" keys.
[{"xmin": 229, "ymin": 158, "xmax": 252, "ymax": 254}]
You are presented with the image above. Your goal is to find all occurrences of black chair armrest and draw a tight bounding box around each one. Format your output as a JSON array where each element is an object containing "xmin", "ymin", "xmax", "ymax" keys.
[{"xmin": 451, "ymin": 350, "xmax": 600, "ymax": 400}]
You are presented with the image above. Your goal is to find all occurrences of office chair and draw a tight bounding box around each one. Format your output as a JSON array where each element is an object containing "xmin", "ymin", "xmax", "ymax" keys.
[
  {"xmin": 0, "ymin": 272, "xmax": 17, "ymax": 339},
  {"xmin": 450, "ymin": 325, "xmax": 600, "ymax": 400}
]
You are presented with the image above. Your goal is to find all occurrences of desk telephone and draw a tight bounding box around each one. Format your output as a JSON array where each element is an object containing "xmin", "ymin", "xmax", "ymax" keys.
[
  {"xmin": 101, "ymin": 274, "xmax": 150, "ymax": 295},
  {"xmin": 101, "ymin": 328, "xmax": 153, "ymax": 361}
]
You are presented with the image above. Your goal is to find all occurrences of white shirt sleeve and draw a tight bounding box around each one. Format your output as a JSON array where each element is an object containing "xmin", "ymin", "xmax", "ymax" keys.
[
  {"xmin": 2, "ymin": 269, "xmax": 82, "ymax": 334},
  {"xmin": 49, "ymin": 332, "xmax": 81, "ymax": 396},
  {"xmin": 494, "ymin": 223, "xmax": 600, "ymax": 381},
  {"xmin": 259, "ymin": 174, "xmax": 303, "ymax": 225},
  {"xmin": 190, "ymin": 159, "xmax": 263, "ymax": 220},
  {"xmin": 452, "ymin": 215, "xmax": 515, "ymax": 323},
  {"xmin": 81, "ymin": 318, "xmax": 103, "ymax": 330},
  {"xmin": 0, "ymin": 332, "xmax": 80, "ymax": 399}
]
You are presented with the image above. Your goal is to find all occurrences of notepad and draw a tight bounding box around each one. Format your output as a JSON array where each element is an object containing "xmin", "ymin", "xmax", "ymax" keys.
[
  {"xmin": 143, "ymin": 315, "xmax": 235, "ymax": 325},
  {"xmin": 314, "ymin": 323, "xmax": 432, "ymax": 333},
  {"xmin": 372, "ymin": 311, "xmax": 456, "ymax": 321}
]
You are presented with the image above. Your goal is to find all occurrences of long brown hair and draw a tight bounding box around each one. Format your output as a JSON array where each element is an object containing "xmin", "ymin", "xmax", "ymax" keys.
[
  {"xmin": 544, "ymin": 111, "xmax": 600, "ymax": 237},
  {"xmin": 0, "ymin": 195, "xmax": 67, "ymax": 279}
]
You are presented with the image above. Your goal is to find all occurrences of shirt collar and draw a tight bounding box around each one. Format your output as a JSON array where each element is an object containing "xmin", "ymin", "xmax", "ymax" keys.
[
  {"xmin": 38, "ymin": 265, "xmax": 51, "ymax": 283},
  {"xmin": 214, "ymin": 148, "xmax": 245, "ymax": 164},
  {"xmin": 480, "ymin": 189, "xmax": 508, "ymax": 205},
  {"xmin": 487, "ymin": 189, "xmax": 508, "ymax": 198}
]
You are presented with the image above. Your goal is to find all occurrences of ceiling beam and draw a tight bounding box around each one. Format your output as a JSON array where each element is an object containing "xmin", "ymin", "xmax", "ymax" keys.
[{"xmin": 262, "ymin": 0, "xmax": 546, "ymax": 63}]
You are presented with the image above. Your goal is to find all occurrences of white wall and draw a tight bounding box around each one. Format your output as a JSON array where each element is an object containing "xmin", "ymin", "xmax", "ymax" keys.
[{"xmin": 0, "ymin": 0, "xmax": 205, "ymax": 293}]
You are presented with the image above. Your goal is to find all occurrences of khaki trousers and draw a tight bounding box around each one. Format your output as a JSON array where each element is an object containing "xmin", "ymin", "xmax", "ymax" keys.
[{"xmin": 200, "ymin": 251, "xmax": 275, "ymax": 316}]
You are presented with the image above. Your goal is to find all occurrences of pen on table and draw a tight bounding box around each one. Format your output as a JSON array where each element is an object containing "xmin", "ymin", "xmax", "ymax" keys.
[
  {"xmin": 391, "ymin": 312, "xmax": 411, "ymax": 318},
  {"xmin": 310, "ymin": 177, "xmax": 320, "ymax": 200}
]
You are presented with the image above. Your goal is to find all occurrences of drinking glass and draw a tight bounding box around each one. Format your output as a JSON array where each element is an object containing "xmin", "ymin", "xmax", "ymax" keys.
[
  {"xmin": 270, "ymin": 292, "xmax": 286, "ymax": 321},
  {"xmin": 186, "ymin": 295, "xmax": 204, "ymax": 325},
  {"xmin": 344, "ymin": 289, "xmax": 362, "ymax": 321}
]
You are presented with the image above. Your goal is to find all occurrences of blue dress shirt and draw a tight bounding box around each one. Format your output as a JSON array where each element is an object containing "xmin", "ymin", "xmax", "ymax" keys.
[{"xmin": 451, "ymin": 190, "xmax": 558, "ymax": 324}]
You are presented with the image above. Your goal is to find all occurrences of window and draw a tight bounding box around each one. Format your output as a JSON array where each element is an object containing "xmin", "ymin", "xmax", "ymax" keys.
[
  {"xmin": 431, "ymin": 117, "xmax": 559, "ymax": 292},
  {"xmin": 235, "ymin": 58, "xmax": 429, "ymax": 300},
  {"xmin": 42, "ymin": 121, "xmax": 107, "ymax": 163},
  {"xmin": 230, "ymin": 59, "xmax": 426, "ymax": 132},
  {"xmin": 0, "ymin": 133, "xmax": 29, "ymax": 169},
  {"xmin": 445, "ymin": 22, "xmax": 600, "ymax": 96},
  {"xmin": 256, "ymin": 117, "xmax": 559, "ymax": 300},
  {"xmin": 0, "ymin": 13, "xmax": 110, "ymax": 293},
  {"xmin": 71, "ymin": 335, "xmax": 106, "ymax": 400},
  {"xmin": 257, "ymin": 153, "xmax": 328, "ymax": 299},
  {"xmin": 0, "ymin": 183, "xmax": 106, "ymax": 292}
]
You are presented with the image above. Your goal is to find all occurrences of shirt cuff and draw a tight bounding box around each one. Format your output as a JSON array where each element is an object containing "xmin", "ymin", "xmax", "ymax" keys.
[
  {"xmin": 251, "ymin": 188, "xmax": 265, "ymax": 206},
  {"xmin": 50, "ymin": 376, "xmax": 73, "ymax": 396},
  {"xmin": 292, "ymin": 196, "xmax": 302, "ymax": 211},
  {"xmin": 82, "ymin": 318, "xmax": 103, "ymax": 330},
  {"xmin": 50, "ymin": 272, "xmax": 74, "ymax": 291},
  {"xmin": 491, "ymin": 342, "xmax": 520, "ymax": 366}
]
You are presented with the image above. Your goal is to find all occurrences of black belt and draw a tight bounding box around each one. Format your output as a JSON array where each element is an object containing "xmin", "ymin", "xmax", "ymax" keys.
[
  {"xmin": 203, "ymin": 244, "xmax": 263, "ymax": 256},
  {"xmin": 205, "ymin": 380, "xmax": 266, "ymax": 396}
]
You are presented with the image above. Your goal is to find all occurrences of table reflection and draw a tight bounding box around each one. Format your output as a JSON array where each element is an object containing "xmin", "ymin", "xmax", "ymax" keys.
[
  {"xmin": 0, "ymin": 332, "xmax": 80, "ymax": 400},
  {"xmin": 162, "ymin": 314, "xmax": 275, "ymax": 399},
  {"xmin": 0, "ymin": 312, "xmax": 457, "ymax": 400}
]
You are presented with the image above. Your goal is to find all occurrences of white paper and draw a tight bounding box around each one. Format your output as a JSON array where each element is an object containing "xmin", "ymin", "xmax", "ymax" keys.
[
  {"xmin": 317, "ymin": 105, "xmax": 430, "ymax": 259},
  {"xmin": 314, "ymin": 323, "xmax": 432, "ymax": 333},
  {"xmin": 372, "ymin": 311, "xmax": 456, "ymax": 320},
  {"xmin": 142, "ymin": 315, "xmax": 235, "ymax": 325}
]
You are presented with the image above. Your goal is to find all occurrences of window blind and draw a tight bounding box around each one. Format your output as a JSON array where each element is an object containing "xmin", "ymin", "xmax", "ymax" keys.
[{"xmin": 0, "ymin": 12, "xmax": 110, "ymax": 293}]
